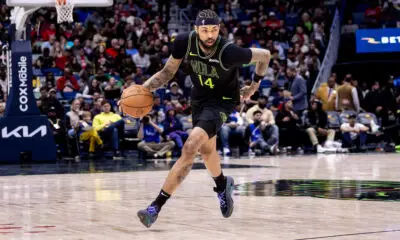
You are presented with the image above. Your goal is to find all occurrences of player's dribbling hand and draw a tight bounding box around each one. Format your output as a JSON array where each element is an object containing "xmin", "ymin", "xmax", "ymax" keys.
[{"xmin": 141, "ymin": 82, "xmax": 152, "ymax": 92}]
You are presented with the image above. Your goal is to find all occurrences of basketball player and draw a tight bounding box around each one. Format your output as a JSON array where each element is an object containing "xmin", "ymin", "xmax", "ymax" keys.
[{"xmin": 134, "ymin": 9, "xmax": 271, "ymax": 228}]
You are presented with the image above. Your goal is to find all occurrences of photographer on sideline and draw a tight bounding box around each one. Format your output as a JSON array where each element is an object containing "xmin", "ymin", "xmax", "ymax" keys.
[{"xmin": 137, "ymin": 113, "xmax": 175, "ymax": 158}]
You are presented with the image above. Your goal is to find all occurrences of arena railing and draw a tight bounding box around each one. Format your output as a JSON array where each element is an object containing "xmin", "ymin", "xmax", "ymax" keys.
[{"xmin": 311, "ymin": 8, "xmax": 340, "ymax": 94}]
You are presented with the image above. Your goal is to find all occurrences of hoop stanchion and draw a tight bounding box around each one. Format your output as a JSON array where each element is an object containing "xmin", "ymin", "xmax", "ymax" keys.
[{"xmin": 0, "ymin": 24, "xmax": 56, "ymax": 163}]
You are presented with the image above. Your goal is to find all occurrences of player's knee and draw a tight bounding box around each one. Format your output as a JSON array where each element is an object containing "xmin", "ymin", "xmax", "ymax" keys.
[
  {"xmin": 199, "ymin": 145, "xmax": 213, "ymax": 156},
  {"xmin": 182, "ymin": 139, "xmax": 199, "ymax": 157}
]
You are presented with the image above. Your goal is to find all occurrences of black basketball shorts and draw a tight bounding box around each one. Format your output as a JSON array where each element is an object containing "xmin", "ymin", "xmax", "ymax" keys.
[{"xmin": 191, "ymin": 101, "xmax": 234, "ymax": 138}]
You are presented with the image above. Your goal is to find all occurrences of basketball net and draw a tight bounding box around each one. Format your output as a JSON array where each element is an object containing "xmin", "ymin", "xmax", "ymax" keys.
[
  {"xmin": 9, "ymin": 0, "xmax": 74, "ymax": 35},
  {"xmin": 55, "ymin": 0, "xmax": 74, "ymax": 23},
  {"xmin": 10, "ymin": 6, "xmax": 40, "ymax": 34}
]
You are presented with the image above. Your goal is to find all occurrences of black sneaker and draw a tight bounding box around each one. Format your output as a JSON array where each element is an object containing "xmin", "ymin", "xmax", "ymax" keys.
[
  {"xmin": 137, "ymin": 205, "xmax": 159, "ymax": 228},
  {"xmin": 214, "ymin": 176, "xmax": 235, "ymax": 218}
]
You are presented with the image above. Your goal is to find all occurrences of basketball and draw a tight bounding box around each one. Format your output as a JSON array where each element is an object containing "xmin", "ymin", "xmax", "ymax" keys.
[{"xmin": 119, "ymin": 85, "xmax": 153, "ymax": 118}]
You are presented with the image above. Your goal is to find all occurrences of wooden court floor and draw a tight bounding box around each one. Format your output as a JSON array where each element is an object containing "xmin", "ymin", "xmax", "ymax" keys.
[{"xmin": 0, "ymin": 153, "xmax": 400, "ymax": 239}]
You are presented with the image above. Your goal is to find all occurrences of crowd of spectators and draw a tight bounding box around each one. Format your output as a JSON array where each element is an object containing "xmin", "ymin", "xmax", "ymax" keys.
[
  {"xmin": 341, "ymin": 0, "xmax": 400, "ymax": 34},
  {"xmin": 2, "ymin": 0, "xmax": 397, "ymax": 160}
]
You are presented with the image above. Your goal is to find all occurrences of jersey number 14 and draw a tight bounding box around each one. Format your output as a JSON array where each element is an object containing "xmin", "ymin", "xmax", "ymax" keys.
[{"xmin": 198, "ymin": 75, "xmax": 215, "ymax": 89}]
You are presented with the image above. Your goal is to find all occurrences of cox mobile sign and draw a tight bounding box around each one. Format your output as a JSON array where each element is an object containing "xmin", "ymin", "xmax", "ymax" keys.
[
  {"xmin": 0, "ymin": 24, "xmax": 56, "ymax": 163},
  {"xmin": 356, "ymin": 28, "xmax": 400, "ymax": 53}
]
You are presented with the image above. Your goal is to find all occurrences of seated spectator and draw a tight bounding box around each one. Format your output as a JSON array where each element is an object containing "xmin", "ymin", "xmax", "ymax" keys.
[
  {"xmin": 165, "ymin": 82, "xmax": 184, "ymax": 103},
  {"xmin": 220, "ymin": 104, "xmax": 246, "ymax": 155},
  {"xmin": 246, "ymin": 95, "xmax": 279, "ymax": 153},
  {"xmin": 271, "ymin": 86, "xmax": 285, "ymax": 112},
  {"xmin": 41, "ymin": 88, "xmax": 65, "ymax": 118},
  {"xmin": 174, "ymin": 96, "xmax": 190, "ymax": 115},
  {"xmin": 37, "ymin": 47, "xmax": 56, "ymax": 69},
  {"xmin": 340, "ymin": 114, "xmax": 368, "ymax": 151},
  {"xmin": 56, "ymin": 68, "xmax": 80, "ymax": 94},
  {"xmin": 103, "ymin": 77, "xmax": 122, "ymax": 101},
  {"xmin": 162, "ymin": 106, "xmax": 188, "ymax": 150},
  {"xmin": 292, "ymin": 26, "xmax": 310, "ymax": 45},
  {"xmin": 82, "ymin": 78, "xmax": 103, "ymax": 98},
  {"xmin": 91, "ymin": 97, "xmax": 104, "ymax": 118},
  {"xmin": 132, "ymin": 47, "xmax": 150, "ymax": 72},
  {"xmin": 78, "ymin": 111, "xmax": 103, "ymax": 154},
  {"xmin": 276, "ymin": 99, "xmax": 302, "ymax": 153},
  {"xmin": 138, "ymin": 114, "xmax": 175, "ymax": 158},
  {"xmin": 93, "ymin": 101, "xmax": 125, "ymax": 157},
  {"xmin": 244, "ymin": 110, "xmax": 278, "ymax": 155},
  {"xmin": 304, "ymin": 100, "xmax": 336, "ymax": 152},
  {"xmin": 152, "ymin": 94, "xmax": 165, "ymax": 112},
  {"xmin": 47, "ymin": 106, "xmax": 67, "ymax": 154},
  {"xmin": 66, "ymin": 99, "xmax": 83, "ymax": 138}
]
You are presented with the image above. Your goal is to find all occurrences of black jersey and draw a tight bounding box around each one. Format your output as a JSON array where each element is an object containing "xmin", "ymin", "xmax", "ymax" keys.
[
  {"xmin": 171, "ymin": 31, "xmax": 252, "ymax": 105},
  {"xmin": 184, "ymin": 31, "xmax": 239, "ymax": 103}
]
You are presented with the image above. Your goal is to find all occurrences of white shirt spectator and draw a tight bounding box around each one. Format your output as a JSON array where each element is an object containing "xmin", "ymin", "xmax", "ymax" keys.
[
  {"xmin": 133, "ymin": 53, "xmax": 150, "ymax": 69},
  {"xmin": 340, "ymin": 122, "xmax": 367, "ymax": 139},
  {"xmin": 287, "ymin": 58, "xmax": 299, "ymax": 69},
  {"xmin": 67, "ymin": 110, "xmax": 82, "ymax": 127}
]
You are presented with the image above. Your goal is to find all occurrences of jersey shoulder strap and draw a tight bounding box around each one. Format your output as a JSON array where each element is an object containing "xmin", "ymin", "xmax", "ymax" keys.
[
  {"xmin": 184, "ymin": 30, "xmax": 196, "ymax": 60},
  {"xmin": 218, "ymin": 40, "xmax": 233, "ymax": 71}
]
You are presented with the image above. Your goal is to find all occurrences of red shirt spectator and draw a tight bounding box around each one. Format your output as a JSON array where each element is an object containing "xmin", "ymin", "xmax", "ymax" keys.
[
  {"xmin": 266, "ymin": 12, "xmax": 282, "ymax": 30},
  {"xmin": 56, "ymin": 68, "xmax": 80, "ymax": 91},
  {"xmin": 42, "ymin": 24, "xmax": 57, "ymax": 41},
  {"xmin": 365, "ymin": 5, "xmax": 381, "ymax": 20}
]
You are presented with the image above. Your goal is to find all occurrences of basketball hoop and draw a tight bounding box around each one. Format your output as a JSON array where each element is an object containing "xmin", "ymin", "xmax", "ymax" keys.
[
  {"xmin": 7, "ymin": 0, "xmax": 112, "ymax": 30},
  {"xmin": 55, "ymin": 0, "xmax": 74, "ymax": 23}
]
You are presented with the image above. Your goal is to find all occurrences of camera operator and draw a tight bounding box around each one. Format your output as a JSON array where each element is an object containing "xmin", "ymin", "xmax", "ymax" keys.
[{"xmin": 137, "ymin": 113, "xmax": 175, "ymax": 158}]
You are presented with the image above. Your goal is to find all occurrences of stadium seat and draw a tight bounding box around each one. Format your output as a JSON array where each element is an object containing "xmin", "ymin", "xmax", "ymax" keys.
[
  {"xmin": 357, "ymin": 112, "xmax": 378, "ymax": 127},
  {"xmin": 43, "ymin": 68, "xmax": 63, "ymax": 76},
  {"xmin": 339, "ymin": 110, "xmax": 357, "ymax": 124},
  {"xmin": 61, "ymin": 92, "xmax": 78, "ymax": 101},
  {"xmin": 327, "ymin": 111, "xmax": 341, "ymax": 129}
]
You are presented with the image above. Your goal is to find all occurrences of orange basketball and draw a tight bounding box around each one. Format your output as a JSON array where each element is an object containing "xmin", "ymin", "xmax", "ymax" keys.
[{"xmin": 120, "ymin": 85, "xmax": 153, "ymax": 118}]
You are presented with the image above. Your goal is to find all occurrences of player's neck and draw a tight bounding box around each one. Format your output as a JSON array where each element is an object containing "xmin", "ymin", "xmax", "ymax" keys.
[{"xmin": 199, "ymin": 44, "xmax": 213, "ymax": 55}]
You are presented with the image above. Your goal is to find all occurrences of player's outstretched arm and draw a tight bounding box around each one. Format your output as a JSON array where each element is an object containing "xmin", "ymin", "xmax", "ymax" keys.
[
  {"xmin": 250, "ymin": 48, "xmax": 271, "ymax": 76},
  {"xmin": 240, "ymin": 48, "xmax": 271, "ymax": 99},
  {"xmin": 142, "ymin": 56, "xmax": 182, "ymax": 92}
]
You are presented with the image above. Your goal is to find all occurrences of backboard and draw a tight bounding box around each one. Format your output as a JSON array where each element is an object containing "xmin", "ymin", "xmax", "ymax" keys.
[{"xmin": 6, "ymin": 0, "xmax": 113, "ymax": 7}]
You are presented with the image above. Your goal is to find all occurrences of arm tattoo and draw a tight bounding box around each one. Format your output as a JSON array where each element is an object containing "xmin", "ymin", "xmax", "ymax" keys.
[
  {"xmin": 249, "ymin": 48, "xmax": 271, "ymax": 77},
  {"xmin": 177, "ymin": 163, "xmax": 193, "ymax": 184},
  {"xmin": 143, "ymin": 56, "xmax": 182, "ymax": 92}
]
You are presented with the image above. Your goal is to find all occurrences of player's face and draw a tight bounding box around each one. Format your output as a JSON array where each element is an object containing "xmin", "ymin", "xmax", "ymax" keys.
[{"xmin": 196, "ymin": 25, "xmax": 220, "ymax": 49}]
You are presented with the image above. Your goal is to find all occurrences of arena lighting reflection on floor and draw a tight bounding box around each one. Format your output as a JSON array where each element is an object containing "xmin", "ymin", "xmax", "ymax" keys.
[
  {"xmin": 0, "ymin": 159, "xmax": 274, "ymax": 176},
  {"xmin": 235, "ymin": 180, "xmax": 400, "ymax": 201}
]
